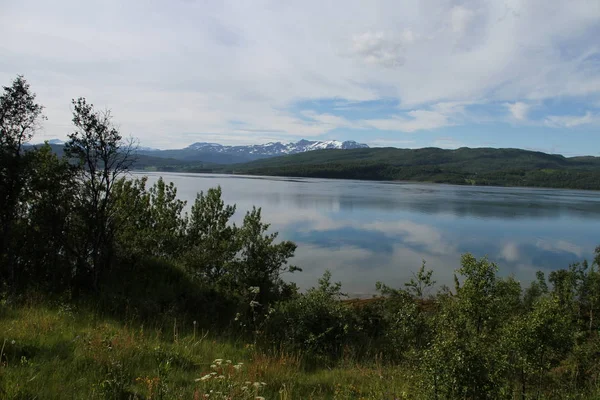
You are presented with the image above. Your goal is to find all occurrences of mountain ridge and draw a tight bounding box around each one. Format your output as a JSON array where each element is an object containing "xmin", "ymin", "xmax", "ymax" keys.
[{"xmin": 138, "ymin": 139, "xmax": 369, "ymax": 164}]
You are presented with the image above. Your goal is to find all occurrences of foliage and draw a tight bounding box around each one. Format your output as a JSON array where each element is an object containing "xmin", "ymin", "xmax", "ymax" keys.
[
  {"xmin": 264, "ymin": 271, "xmax": 353, "ymax": 364},
  {"xmin": 206, "ymin": 147, "xmax": 600, "ymax": 190},
  {"xmin": 3, "ymin": 75, "xmax": 600, "ymax": 399},
  {"xmin": 0, "ymin": 76, "xmax": 45, "ymax": 292},
  {"xmin": 65, "ymin": 98, "xmax": 137, "ymax": 292}
]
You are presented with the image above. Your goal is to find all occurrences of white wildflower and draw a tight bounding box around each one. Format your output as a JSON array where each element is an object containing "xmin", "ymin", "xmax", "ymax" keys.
[
  {"xmin": 249, "ymin": 286, "xmax": 260, "ymax": 294},
  {"xmin": 250, "ymin": 300, "xmax": 260, "ymax": 308},
  {"xmin": 195, "ymin": 374, "xmax": 212, "ymax": 382}
]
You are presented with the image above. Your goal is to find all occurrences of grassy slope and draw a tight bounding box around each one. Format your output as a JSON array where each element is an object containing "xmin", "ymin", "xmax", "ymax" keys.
[{"xmin": 0, "ymin": 305, "xmax": 411, "ymax": 399}]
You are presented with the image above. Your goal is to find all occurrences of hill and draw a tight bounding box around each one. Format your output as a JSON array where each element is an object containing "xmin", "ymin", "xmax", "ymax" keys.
[
  {"xmin": 217, "ymin": 147, "xmax": 600, "ymax": 190},
  {"xmin": 137, "ymin": 139, "xmax": 369, "ymax": 164}
]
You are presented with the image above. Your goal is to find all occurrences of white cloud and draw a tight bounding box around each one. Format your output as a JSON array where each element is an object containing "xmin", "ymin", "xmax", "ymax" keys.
[
  {"xmin": 506, "ymin": 102, "xmax": 530, "ymax": 121},
  {"xmin": 368, "ymin": 138, "xmax": 417, "ymax": 148},
  {"xmin": 349, "ymin": 30, "xmax": 415, "ymax": 68},
  {"xmin": 450, "ymin": 5, "xmax": 476, "ymax": 35},
  {"xmin": 500, "ymin": 242, "xmax": 520, "ymax": 262},
  {"xmin": 536, "ymin": 239, "xmax": 584, "ymax": 257},
  {"xmin": 1, "ymin": 0, "xmax": 599, "ymax": 147},
  {"xmin": 544, "ymin": 112, "xmax": 598, "ymax": 128},
  {"xmin": 364, "ymin": 110, "xmax": 452, "ymax": 132},
  {"xmin": 433, "ymin": 137, "xmax": 466, "ymax": 149}
]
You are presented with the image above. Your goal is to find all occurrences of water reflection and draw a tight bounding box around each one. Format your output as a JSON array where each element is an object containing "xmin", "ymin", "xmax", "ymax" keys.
[{"xmin": 136, "ymin": 173, "xmax": 600, "ymax": 296}]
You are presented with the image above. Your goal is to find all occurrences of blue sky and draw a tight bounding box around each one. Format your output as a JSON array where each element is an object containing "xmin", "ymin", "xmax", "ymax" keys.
[{"xmin": 1, "ymin": 0, "xmax": 599, "ymax": 155}]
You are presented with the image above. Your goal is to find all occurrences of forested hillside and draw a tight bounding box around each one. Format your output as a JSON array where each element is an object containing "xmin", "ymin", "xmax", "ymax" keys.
[{"xmin": 221, "ymin": 147, "xmax": 600, "ymax": 190}]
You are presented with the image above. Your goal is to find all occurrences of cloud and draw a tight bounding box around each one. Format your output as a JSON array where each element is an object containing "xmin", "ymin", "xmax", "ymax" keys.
[
  {"xmin": 363, "ymin": 109, "xmax": 452, "ymax": 132},
  {"xmin": 349, "ymin": 30, "xmax": 414, "ymax": 68},
  {"xmin": 544, "ymin": 112, "xmax": 598, "ymax": 128},
  {"xmin": 1, "ymin": 0, "xmax": 599, "ymax": 148},
  {"xmin": 506, "ymin": 102, "xmax": 529, "ymax": 121},
  {"xmin": 450, "ymin": 5, "xmax": 476, "ymax": 35},
  {"xmin": 500, "ymin": 242, "xmax": 520, "ymax": 262},
  {"xmin": 368, "ymin": 138, "xmax": 417, "ymax": 148},
  {"xmin": 433, "ymin": 137, "xmax": 466, "ymax": 149},
  {"xmin": 535, "ymin": 239, "xmax": 584, "ymax": 257}
]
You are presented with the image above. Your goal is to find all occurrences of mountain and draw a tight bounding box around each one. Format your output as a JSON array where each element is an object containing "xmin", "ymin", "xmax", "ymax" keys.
[
  {"xmin": 33, "ymin": 139, "xmax": 65, "ymax": 146},
  {"xmin": 211, "ymin": 147, "xmax": 600, "ymax": 190},
  {"xmin": 139, "ymin": 139, "xmax": 368, "ymax": 164}
]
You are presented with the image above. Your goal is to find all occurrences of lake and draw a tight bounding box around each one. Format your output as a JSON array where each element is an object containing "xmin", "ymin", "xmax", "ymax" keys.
[{"xmin": 136, "ymin": 172, "xmax": 600, "ymax": 296}]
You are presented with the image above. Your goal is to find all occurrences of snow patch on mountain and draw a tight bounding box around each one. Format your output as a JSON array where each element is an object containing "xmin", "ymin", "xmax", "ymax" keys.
[{"xmin": 185, "ymin": 139, "xmax": 368, "ymax": 156}]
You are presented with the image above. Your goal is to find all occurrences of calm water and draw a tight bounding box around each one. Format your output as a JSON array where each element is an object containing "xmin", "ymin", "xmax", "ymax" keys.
[{"xmin": 136, "ymin": 172, "xmax": 600, "ymax": 296}]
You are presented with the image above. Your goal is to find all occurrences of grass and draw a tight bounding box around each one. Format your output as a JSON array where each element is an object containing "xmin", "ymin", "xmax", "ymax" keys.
[{"xmin": 0, "ymin": 304, "xmax": 413, "ymax": 399}]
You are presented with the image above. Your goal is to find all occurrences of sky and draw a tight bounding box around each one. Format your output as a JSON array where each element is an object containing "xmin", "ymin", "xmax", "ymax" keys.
[{"xmin": 1, "ymin": 0, "xmax": 599, "ymax": 155}]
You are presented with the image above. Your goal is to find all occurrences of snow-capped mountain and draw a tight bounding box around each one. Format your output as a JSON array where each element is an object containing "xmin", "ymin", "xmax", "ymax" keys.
[
  {"xmin": 186, "ymin": 139, "xmax": 368, "ymax": 156},
  {"xmin": 137, "ymin": 139, "xmax": 368, "ymax": 164},
  {"xmin": 138, "ymin": 146, "xmax": 160, "ymax": 152},
  {"xmin": 32, "ymin": 138, "xmax": 65, "ymax": 146}
]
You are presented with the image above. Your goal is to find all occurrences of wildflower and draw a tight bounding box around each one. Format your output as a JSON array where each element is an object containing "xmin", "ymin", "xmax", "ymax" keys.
[
  {"xmin": 241, "ymin": 386, "xmax": 248, "ymax": 391},
  {"xmin": 195, "ymin": 374, "xmax": 212, "ymax": 382},
  {"xmin": 210, "ymin": 364, "xmax": 217, "ymax": 369},
  {"xmin": 226, "ymin": 359, "xmax": 232, "ymax": 364},
  {"xmin": 233, "ymin": 364, "xmax": 242, "ymax": 371},
  {"xmin": 250, "ymin": 300, "xmax": 260, "ymax": 308},
  {"xmin": 11, "ymin": 340, "xmax": 16, "ymax": 345},
  {"xmin": 217, "ymin": 375, "xmax": 225, "ymax": 380},
  {"xmin": 214, "ymin": 359, "xmax": 223, "ymax": 365},
  {"xmin": 249, "ymin": 286, "xmax": 260, "ymax": 294},
  {"xmin": 255, "ymin": 397, "xmax": 266, "ymax": 400}
]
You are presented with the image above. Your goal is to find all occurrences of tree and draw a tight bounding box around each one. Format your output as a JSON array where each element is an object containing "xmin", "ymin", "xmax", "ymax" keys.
[
  {"xmin": 236, "ymin": 207, "xmax": 298, "ymax": 305},
  {"xmin": 422, "ymin": 255, "xmax": 505, "ymax": 399},
  {"xmin": 405, "ymin": 260, "xmax": 436, "ymax": 300},
  {"xmin": 65, "ymin": 98, "xmax": 136, "ymax": 291},
  {"xmin": 184, "ymin": 186, "xmax": 237, "ymax": 283},
  {"xmin": 0, "ymin": 75, "xmax": 45, "ymax": 291},
  {"xmin": 113, "ymin": 177, "xmax": 187, "ymax": 260},
  {"xmin": 502, "ymin": 297, "xmax": 573, "ymax": 399},
  {"xmin": 18, "ymin": 144, "xmax": 76, "ymax": 291}
]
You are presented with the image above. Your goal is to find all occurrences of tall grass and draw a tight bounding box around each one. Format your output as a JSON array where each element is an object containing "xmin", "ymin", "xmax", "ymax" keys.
[{"xmin": 0, "ymin": 303, "xmax": 413, "ymax": 399}]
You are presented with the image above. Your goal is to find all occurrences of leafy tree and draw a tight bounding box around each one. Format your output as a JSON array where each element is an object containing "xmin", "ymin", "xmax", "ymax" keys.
[
  {"xmin": 184, "ymin": 186, "xmax": 237, "ymax": 284},
  {"xmin": 235, "ymin": 207, "xmax": 299, "ymax": 305},
  {"xmin": 422, "ymin": 255, "xmax": 505, "ymax": 399},
  {"xmin": 0, "ymin": 76, "xmax": 44, "ymax": 291},
  {"xmin": 265, "ymin": 271, "xmax": 352, "ymax": 363},
  {"xmin": 65, "ymin": 98, "xmax": 136, "ymax": 291},
  {"xmin": 502, "ymin": 297, "xmax": 573, "ymax": 399},
  {"xmin": 113, "ymin": 177, "xmax": 187, "ymax": 261},
  {"xmin": 523, "ymin": 271, "xmax": 549, "ymax": 309},
  {"xmin": 405, "ymin": 260, "xmax": 436, "ymax": 299},
  {"xmin": 18, "ymin": 144, "xmax": 76, "ymax": 291}
]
